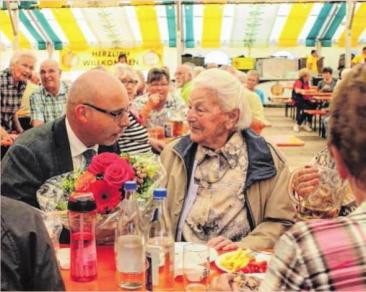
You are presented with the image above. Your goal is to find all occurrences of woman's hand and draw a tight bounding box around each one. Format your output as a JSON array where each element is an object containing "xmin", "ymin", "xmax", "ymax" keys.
[
  {"xmin": 208, "ymin": 236, "xmax": 238, "ymax": 251},
  {"xmin": 147, "ymin": 93, "xmax": 163, "ymax": 109},
  {"xmin": 292, "ymin": 165, "xmax": 320, "ymax": 198}
]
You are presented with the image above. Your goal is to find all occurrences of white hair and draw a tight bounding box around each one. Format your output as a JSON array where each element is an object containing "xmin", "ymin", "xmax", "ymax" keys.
[
  {"xmin": 10, "ymin": 50, "xmax": 37, "ymax": 66},
  {"xmin": 109, "ymin": 63, "xmax": 136, "ymax": 79},
  {"xmin": 192, "ymin": 68, "xmax": 252, "ymax": 130}
]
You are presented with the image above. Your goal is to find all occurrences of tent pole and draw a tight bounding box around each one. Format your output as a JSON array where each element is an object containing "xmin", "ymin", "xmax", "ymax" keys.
[
  {"xmin": 6, "ymin": 0, "xmax": 19, "ymax": 50},
  {"xmin": 345, "ymin": 0, "xmax": 355, "ymax": 68},
  {"xmin": 176, "ymin": 0, "xmax": 183, "ymax": 66}
]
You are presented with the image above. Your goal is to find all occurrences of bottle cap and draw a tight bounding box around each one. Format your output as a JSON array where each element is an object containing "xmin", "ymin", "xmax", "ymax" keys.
[
  {"xmin": 153, "ymin": 188, "xmax": 167, "ymax": 199},
  {"xmin": 68, "ymin": 193, "xmax": 96, "ymax": 212},
  {"xmin": 124, "ymin": 181, "xmax": 137, "ymax": 191}
]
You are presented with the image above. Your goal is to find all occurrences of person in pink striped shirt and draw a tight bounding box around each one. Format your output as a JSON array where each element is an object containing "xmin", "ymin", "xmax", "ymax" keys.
[{"xmin": 260, "ymin": 64, "xmax": 366, "ymax": 291}]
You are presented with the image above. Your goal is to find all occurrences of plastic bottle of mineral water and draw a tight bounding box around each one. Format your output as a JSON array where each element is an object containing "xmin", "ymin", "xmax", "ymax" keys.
[
  {"xmin": 116, "ymin": 181, "xmax": 145, "ymax": 290},
  {"xmin": 145, "ymin": 188, "xmax": 174, "ymax": 291}
]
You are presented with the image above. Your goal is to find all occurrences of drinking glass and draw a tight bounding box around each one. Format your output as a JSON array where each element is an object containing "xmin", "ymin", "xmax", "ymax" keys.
[
  {"xmin": 298, "ymin": 166, "xmax": 347, "ymax": 220},
  {"xmin": 183, "ymin": 243, "xmax": 210, "ymax": 292}
]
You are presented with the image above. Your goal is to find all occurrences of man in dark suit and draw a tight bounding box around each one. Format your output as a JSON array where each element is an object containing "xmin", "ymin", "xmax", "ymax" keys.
[{"xmin": 1, "ymin": 69, "xmax": 130, "ymax": 208}]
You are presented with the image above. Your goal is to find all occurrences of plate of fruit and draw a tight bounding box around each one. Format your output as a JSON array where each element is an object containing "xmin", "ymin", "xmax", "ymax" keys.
[{"xmin": 215, "ymin": 249, "xmax": 270, "ymax": 278}]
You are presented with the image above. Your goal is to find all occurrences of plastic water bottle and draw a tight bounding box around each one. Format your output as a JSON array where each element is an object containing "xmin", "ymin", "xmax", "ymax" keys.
[
  {"xmin": 115, "ymin": 181, "xmax": 145, "ymax": 289},
  {"xmin": 68, "ymin": 192, "xmax": 97, "ymax": 282},
  {"xmin": 146, "ymin": 188, "xmax": 174, "ymax": 291}
]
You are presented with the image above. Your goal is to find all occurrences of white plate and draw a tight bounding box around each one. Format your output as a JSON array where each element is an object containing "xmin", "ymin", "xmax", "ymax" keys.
[
  {"xmin": 174, "ymin": 242, "xmax": 218, "ymax": 276},
  {"xmin": 214, "ymin": 250, "xmax": 271, "ymax": 279}
]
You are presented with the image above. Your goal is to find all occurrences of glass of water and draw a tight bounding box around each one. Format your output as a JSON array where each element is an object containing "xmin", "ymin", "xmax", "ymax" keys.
[{"xmin": 183, "ymin": 243, "xmax": 210, "ymax": 292}]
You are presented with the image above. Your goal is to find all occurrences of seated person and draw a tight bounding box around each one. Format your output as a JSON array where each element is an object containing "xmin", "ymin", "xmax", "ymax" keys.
[
  {"xmin": 1, "ymin": 196, "xmax": 65, "ymax": 291},
  {"xmin": 160, "ymin": 69, "xmax": 295, "ymax": 251},
  {"xmin": 1, "ymin": 70, "xmax": 130, "ymax": 208},
  {"xmin": 317, "ymin": 67, "xmax": 337, "ymax": 93},
  {"xmin": 110, "ymin": 64, "xmax": 152, "ymax": 154}
]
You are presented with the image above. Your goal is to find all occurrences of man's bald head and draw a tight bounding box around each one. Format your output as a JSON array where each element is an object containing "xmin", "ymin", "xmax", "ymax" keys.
[{"xmin": 67, "ymin": 69, "xmax": 130, "ymax": 147}]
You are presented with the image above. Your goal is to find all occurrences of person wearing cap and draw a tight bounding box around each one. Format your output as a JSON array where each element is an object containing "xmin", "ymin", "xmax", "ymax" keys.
[{"xmin": 1, "ymin": 70, "xmax": 130, "ymax": 208}]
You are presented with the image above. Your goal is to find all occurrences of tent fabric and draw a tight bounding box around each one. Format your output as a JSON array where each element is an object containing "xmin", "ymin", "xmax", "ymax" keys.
[{"xmin": 0, "ymin": 2, "xmax": 365, "ymax": 50}]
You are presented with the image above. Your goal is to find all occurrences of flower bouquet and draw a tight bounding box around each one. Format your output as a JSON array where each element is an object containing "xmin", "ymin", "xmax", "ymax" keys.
[{"xmin": 37, "ymin": 152, "xmax": 164, "ymax": 244}]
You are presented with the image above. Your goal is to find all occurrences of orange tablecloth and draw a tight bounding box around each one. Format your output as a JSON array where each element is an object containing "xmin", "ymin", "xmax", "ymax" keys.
[
  {"xmin": 266, "ymin": 135, "xmax": 305, "ymax": 147},
  {"xmin": 61, "ymin": 246, "xmax": 222, "ymax": 291}
]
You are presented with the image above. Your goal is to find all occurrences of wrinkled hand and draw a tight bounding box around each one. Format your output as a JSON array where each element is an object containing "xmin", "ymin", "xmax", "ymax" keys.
[
  {"xmin": 210, "ymin": 274, "xmax": 239, "ymax": 292},
  {"xmin": 1, "ymin": 133, "xmax": 18, "ymax": 146},
  {"xmin": 208, "ymin": 236, "xmax": 238, "ymax": 252},
  {"xmin": 292, "ymin": 165, "xmax": 320, "ymax": 198}
]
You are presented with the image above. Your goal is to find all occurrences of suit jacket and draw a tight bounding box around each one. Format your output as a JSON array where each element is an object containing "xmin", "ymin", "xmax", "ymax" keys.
[{"xmin": 1, "ymin": 116, "xmax": 120, "ymax": 208}]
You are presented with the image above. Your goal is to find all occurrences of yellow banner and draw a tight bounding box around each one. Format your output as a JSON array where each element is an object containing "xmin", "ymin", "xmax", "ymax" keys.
[{"xmin": 60, "ymin": 47, "xmax": 163, "ymax": 71}]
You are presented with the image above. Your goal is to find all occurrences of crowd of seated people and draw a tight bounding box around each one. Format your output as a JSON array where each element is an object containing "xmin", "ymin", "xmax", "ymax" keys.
[{"xmin": 1, "ymin": 48, "xmax": 365, "ymax": 290}]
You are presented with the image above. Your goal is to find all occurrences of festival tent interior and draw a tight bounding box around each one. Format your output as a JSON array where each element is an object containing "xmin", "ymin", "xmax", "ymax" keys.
[{"xmin": 0, "ymin": 0, "xmax": 365, "ymax": 74}]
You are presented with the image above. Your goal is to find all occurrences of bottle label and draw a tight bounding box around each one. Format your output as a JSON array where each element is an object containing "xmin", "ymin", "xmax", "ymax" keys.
[
  {"xmin": 146, "ymin": 245, "xmax": 160, "ymax": 288},
  {"xmin": 164, "ymin": 123, "xmax": 173, "ymax": 138}
]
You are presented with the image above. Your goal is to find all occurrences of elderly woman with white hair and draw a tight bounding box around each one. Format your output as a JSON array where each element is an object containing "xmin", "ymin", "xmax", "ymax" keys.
[{"xmin": 160, "ymin": 69, "xmax": 295, "ymax": 250}]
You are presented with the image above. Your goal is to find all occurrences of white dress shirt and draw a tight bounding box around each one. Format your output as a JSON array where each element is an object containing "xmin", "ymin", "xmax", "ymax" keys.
[{"xmin": 65, "ymin": 118, "xmax": 98, "ymax": 170}]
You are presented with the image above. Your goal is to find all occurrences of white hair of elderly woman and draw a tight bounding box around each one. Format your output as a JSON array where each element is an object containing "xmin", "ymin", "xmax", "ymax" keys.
[
  {"xmin": 109, "ymin": 63, "xmax": 136, "ymax": 79},
  {"xmin": 192, "ymin": 68, "xmax": 252, "ymax": 130},
  {"xmin": 10, "ymin": 49, "xmax": 37, "ymax": 66}
]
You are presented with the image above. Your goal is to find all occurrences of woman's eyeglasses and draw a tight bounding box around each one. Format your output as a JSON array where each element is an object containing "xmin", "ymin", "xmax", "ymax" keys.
[{"xmin": 120, "ymin": 79, "xmax": 138, "ymax": 86}]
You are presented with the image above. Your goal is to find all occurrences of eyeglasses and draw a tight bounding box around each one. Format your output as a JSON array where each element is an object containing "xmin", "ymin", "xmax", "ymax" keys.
[
  {"xmin": 82, "ymin": 103, "xmax": 129, "ymax": 122},
  {"xmin": 120, "ymin": 79, "xmax": 138, "ymax": 86}
]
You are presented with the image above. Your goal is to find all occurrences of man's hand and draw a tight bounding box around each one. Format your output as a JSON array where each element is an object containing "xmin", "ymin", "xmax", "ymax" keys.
[
  {"xmin": 292, "ymin": 165, "xmax": 320, "ymax": 198},
  {"xmin": 208, "ymin": 236, "xmax": 238, "ymax": 251}
]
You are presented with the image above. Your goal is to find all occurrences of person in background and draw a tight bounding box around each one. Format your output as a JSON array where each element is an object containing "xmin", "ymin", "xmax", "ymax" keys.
[
  {"xmin": 246, "ymin": 70, "xmax": 267, "ymax": 105},
  {"xmin": 261, "ymin": 63, "xmax": 366, "ymax": 292},
  {"xmin": 351, "ymin": 46, "xmax": 366, "ymax": 66},
  {"xmin": 175, "ymin": 64, "xmax": 193, "ymax": 104},
  {"xmin": 306, "ymin": 49, "xmax": 319, "ymax": 75},
  {"xmin": 17, "ymin": 71, "xmax": 40, "ymax": 131},
  {"xmin": 1, "ymin": 70, "xmax": 130, "ymax": 208},
  {"xmin": 1, "ymin": 50, "xmax": 37, "ymax": 134},
  {"xmin": 1, "ymin": 196, "xmax": 65, "ymax": 291},
  {"xmin": 292, "ymin": 68, "xmax": 317, "ymax": 133},
  {"xmin": 161, "ymin": 69, "xmax": 295, "ymax": 251},
  {"xmin": 135, "ymin": 69, "xmax": 146, "ymax": 96},
  {"xmin": 110, "ymin": 64, "xmax": 152, "ymax": 154},
  {"xmin": 118, "ymin": 53, "xmax": 128, "ymax": 64},
  {"xmin": 134, "ymin": 68, "xmax": 187, "ymax": 152},
  {"xmin": 317, "ymin": 67, "xmax": 337, "ymax": 93},
  {"xmin": 30, "ymin": 59, "xmax": 68, "ymax": 127}
]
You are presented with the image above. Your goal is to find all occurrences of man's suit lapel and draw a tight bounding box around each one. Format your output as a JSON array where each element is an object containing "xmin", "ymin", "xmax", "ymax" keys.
[{"xmin": 52, "ymin": 116, "xmax": 73, "ymax": 174}]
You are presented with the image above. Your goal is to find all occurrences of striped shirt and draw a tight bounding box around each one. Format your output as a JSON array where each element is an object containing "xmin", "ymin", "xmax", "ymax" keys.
[
  {"xmin": 0, "ymin": 68, "xmax": 27, "ymax": 131},
  {"xmin": 118, "ymin": 112, "xmax": 152, "ymax": 154},
  {"xmin": 261, "ymin": 202, "xmax": 366, "ymax": 291}
]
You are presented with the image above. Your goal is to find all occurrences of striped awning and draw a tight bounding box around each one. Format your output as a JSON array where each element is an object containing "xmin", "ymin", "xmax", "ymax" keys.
[{"xmin": 1, "ymin": 1, "xmax": 365, "ymax": 50}]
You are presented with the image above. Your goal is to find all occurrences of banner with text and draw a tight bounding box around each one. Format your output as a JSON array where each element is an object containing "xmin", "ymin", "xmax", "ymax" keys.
[{"xmin": 60, "ymin": 47, "xmax": 163, "ymax": 71}]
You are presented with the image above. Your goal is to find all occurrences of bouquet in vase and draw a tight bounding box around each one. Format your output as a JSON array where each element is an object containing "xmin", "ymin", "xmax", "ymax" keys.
[{"xmin": 37, "ymin": 152, "xmax": 164, "ymax": 244}]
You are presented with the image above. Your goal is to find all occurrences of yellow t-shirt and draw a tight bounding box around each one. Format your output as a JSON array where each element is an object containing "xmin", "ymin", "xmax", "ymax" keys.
[
  {"xmin": 351, "ymin": 53, "xmax": 366, "ymax": 65},
  {"xmin": 306, "ymin": 55, "xmax": 319, "ymax": 74}
]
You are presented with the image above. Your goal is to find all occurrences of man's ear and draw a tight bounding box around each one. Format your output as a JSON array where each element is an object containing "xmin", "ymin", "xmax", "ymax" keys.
[
  {"xmin": 330, "ymin": 145, "xmax": 349, "ymax": 180},
  {"xmin": 74, "ymin": 104, "xmax": 88, "ymax": 124}
]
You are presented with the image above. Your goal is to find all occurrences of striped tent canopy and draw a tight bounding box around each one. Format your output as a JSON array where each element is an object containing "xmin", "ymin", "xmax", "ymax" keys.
[{"xmin": 1, "ymin": 0, "xmax": 365, "ymax": 50}]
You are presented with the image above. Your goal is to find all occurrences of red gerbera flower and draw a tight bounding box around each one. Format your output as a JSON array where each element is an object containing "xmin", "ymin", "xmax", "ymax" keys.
[{"xmin": 90, "ymin": 180, "xmax": 121, "ymax": 214}]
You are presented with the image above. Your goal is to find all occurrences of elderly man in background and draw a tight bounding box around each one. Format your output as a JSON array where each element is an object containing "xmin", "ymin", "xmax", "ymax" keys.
[
  {"xmin": 161, "ymin": 69, "xmax": 295, "ymax": 251},
  {"xmin": 246, "ymin": 70, "xmax": 267, "ymax": 105},
  {"xmin": 1, "ymin": 50, "xmax": 36, "ymax": 134},
  {"xmin": 175, "ymin": 63, "xmax": 193, "ymax": 103},
  {"xmin": 1, "ymin": 70, "xmax": 130, "ymax": 208},
  {"xmin": 30, "ymin": 59, "xmax": 68, "ymax": 127}
]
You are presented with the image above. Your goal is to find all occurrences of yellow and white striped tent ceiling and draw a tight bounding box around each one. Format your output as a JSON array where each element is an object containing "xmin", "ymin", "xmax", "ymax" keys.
[{"xmin": 1, "ymin": 0, "xmax": 365, "ymax": 50}]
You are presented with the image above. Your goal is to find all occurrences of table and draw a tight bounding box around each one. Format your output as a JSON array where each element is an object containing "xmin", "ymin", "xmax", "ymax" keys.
[
  {"xmin": 266, "ymin": 135, "xmax": 305, "ymax": 147},
  {"xmin": 61, "ymin": 246, "xmax": 222, "ymax": 291}
]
